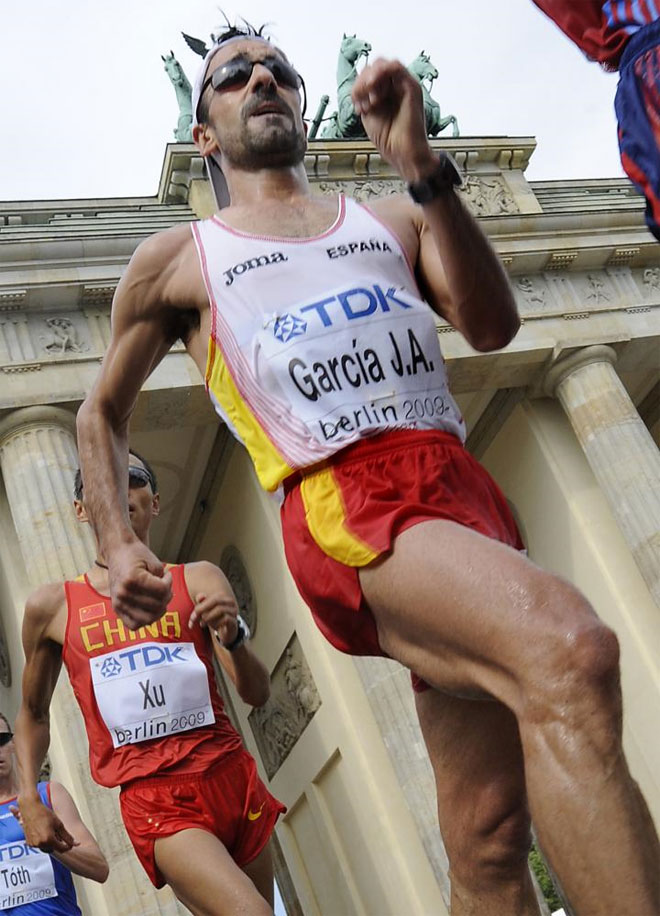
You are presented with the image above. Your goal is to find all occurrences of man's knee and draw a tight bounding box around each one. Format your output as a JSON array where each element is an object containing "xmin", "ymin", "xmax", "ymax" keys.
[
  {"xmin": 520, "ymin": 577, "xmax": 621, "ymax": 729},
  {"xmin": 444, "ymin": 781, "xmax": 532, "ymax": 885}
]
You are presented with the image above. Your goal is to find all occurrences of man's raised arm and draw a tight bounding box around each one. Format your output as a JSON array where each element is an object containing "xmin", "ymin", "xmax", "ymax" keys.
[
  {"xmin": 76, "ymin": 229, "xmax": 189, "ymax": 627},
  {"xmin": 353, "ymin": 59, "xmax": 520, "ymax": 352}
]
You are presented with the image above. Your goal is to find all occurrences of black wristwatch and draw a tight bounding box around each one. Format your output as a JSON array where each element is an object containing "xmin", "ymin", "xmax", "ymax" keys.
[
  {"xmin": 407, "ymin": 152, "xmax": 462, "ymax": 204},
  {"xmin": 215, "ymin": 615, "xmax": 250, "ymax": 652}
]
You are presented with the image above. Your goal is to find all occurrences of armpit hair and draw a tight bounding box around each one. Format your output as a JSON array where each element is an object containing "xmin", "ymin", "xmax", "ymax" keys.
[{"xmin": 163, "ymin": 305, "xmax": 200, "ymax": 345}]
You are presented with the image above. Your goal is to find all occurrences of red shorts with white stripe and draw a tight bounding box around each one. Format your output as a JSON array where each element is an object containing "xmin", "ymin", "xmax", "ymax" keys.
[{"xmin": 281, "ymin": 429, "xmax": 524, "ymax": 691}]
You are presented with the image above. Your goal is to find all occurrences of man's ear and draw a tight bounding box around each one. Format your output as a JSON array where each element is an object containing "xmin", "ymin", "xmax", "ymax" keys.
[
  {"xmin": 152, "ymin": 493, "xmax": 160, "ymax": 519},
  {"xmin": 73, "ymin": 499, "xmax": 89, "ymax": 524},
  {"xmin": 193, "ymin": 123, "xmax": 221, "ymax": 159}
]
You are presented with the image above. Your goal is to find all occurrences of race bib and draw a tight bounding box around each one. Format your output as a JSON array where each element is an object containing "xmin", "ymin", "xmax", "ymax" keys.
[
  {"xmin": 90, "ymin": 641, "xmax": 215, "ymax": 748},
  {"xmin": 0, "ymin": 841, "xmax": 57, "ymax": 909},
  {"xmin": 258, "ymin": 281, "xmax": 463, "ymax": 445}
]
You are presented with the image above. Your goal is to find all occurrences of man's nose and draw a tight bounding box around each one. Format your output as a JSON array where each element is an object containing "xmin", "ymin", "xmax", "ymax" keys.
[{"xmin": 250, "ymin": 63, "xmax": 277, "ymax": 91}]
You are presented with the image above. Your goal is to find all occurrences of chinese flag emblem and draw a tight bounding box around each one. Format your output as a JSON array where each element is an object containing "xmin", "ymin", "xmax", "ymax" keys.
[{"xmin": 79, "ymin": 602, "xmax": 106, "ymax": 623}]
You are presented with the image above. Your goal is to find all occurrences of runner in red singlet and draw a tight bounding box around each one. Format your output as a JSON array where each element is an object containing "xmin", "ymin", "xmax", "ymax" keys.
[
  {"xmin": 14, "ymin": 451, "xmax": 284, "ymax": 916},
  {"xmin": 73, "ymin": 18, "xmax": 659, "ymax": 916}
]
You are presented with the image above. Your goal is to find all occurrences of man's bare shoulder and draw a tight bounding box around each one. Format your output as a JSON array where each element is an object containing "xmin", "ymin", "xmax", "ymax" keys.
[
  {"xmin": 134, "ymin": 222, "xmax": 195, "ymax": 262},
  {"xmin": 129, "ymin": 224, "xmax": 197, "ymax": 286},
  {"xmin": 183, "ymin": 560, "xmax": 231, "ymax": 594},
  {"xmin": 24, "ymin": 583, "xmax": 67, "ymax": 639},
  {"xmin": 111, "ymin": 222, "xmax": 207, "ymax": 327}
]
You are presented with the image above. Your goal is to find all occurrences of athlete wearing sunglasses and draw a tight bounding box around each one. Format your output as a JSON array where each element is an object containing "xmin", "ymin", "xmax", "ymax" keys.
[
  {"xmin": 15, "ymin": 450, "xmax": 282, "ymax": 916},
  {"xmin": 197, "ymin": 54, "xmax": 306, "ymax": 119}
]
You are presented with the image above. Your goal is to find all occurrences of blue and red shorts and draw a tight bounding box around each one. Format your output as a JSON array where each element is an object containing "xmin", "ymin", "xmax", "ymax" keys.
[
  {"xmin": 616, "ymin": 18, "xmax": 660, "ymax": 241},
  {"xmin": 281, "ymin": 429, "xmax": 524, "ymax": 691},
  {"xmin": 119, "ymin": 748, "xmax": 285, "ymax": 887}
]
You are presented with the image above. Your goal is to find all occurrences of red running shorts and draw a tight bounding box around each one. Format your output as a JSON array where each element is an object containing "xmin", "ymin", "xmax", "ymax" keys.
[
  {"xmin": 119, "ymin": 748, "xmax": 286, "ymax": 887},
  {"xmin": 281, "ymin": 429, "xmax": 524, "ymax": 691}
]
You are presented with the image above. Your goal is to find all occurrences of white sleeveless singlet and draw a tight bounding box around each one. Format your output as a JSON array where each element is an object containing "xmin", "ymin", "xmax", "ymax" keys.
[{"xmin": 192, "ymin": 195, "xmax": 465, "ymax": 492}]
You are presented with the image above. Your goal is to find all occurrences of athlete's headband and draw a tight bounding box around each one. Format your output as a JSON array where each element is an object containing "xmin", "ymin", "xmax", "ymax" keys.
[{"xmin": 191, "ymin": 35, "xmax": 272, "ymax": 129}]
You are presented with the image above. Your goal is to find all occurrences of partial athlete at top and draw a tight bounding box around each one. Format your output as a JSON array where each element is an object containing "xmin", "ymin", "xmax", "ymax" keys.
[{"xmin": 532, "ymin": 0, "xmax": 660, "ymax": 240}]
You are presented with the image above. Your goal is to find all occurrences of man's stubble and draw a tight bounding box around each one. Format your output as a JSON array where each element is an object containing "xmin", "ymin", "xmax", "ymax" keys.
[{"xmin": 219, "ymin": 88, "xmax": 307, "ymax": 172}]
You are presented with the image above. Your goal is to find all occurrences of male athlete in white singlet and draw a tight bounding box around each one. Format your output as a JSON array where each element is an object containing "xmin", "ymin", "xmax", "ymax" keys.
[{"xmin": 70, "ymin": 20, "xmax": 659, "ymax": 916}]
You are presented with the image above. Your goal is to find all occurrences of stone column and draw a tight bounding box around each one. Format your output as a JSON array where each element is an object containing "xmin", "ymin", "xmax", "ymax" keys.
[
  {"xmin": 0, "ymin": 406, "xmax": 183, "ymax": 915},
  {"xmin": 352, "ymin": 657, "xmax": 451, "ymax": 900},
  {"xmin": 545, "ymin": 345, "xmax": 660, "ymax": 606}
]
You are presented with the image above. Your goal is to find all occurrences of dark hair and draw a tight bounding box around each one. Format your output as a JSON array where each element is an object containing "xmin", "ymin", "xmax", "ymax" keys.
[
  {"xmin": 0, "ymin": 712, "xmax": 11, "ymax": 732},
  {"xmin": 74, "ymin": 449, "xmax": 158, "ymax": 501},
  {"xmin": 197, "ymin": 18, "xmax": 271, "ymax": 124}
]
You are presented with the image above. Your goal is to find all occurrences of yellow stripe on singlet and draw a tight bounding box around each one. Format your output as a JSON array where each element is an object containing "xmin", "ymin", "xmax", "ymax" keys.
[
  {"xmin": 300, "ymin": 466, "xmax": 379, "ymax": 568},
  {"xmin": 206, "ymin": 338, "xmax": 294, "ymax": 492}
]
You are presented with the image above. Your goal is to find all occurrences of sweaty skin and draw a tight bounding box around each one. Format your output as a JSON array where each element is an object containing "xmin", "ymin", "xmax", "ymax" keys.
[
  {"xmin": 75, "ymin": 37, "xmax": 660, "ymax": 916},
  {"xmin": 14, "ymin": 457, "xmax": 275, "ymax": 916}
]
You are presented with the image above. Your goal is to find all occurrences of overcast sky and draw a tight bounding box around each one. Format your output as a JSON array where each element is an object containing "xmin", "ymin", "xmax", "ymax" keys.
[{"xmin": 0, "ymin": 1, "xmax": 622, "ymax": 203}]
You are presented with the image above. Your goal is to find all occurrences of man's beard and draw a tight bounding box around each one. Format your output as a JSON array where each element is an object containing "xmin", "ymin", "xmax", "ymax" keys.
[{"xmin": 221, "ymin": 87, "xmax": 307, "ymax": 171}]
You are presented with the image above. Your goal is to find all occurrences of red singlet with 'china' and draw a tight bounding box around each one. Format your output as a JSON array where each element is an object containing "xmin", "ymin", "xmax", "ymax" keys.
[{"xmin": 62, "ymin": 564, "xmax": 242, "ymax": 788}]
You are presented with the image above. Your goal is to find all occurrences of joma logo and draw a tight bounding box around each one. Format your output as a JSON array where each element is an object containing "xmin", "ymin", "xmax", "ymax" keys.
[{"xmin": 223, "ymin": 252, "xmax": 288, "ymax": 286}]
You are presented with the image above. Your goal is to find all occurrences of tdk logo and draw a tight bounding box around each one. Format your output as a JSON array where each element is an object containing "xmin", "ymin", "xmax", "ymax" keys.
[
  {"xmin": 100, "ymin": 657, "xmax": 122, "ymax": 678},
  {"xmin": 223, "ymin": 252, "xmax": 288, "ymax": 287},
  {"xmin": 0, "ymin": 843, "xmax": 40, "ymax": 863},
  {"xmin": 273, "ymin": 315, "xmax": 308, "ymax": 342},
  {"xmin": 274, "ymin": 285, "xmax": 413, "ymax": 339},
  {"xmin": 98, "ymin": 645, "xmax": 188, "ymax": 678}
]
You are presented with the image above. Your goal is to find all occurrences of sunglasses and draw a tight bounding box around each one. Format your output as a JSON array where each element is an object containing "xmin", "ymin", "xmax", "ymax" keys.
[
  {"xmin": 201, "ymin": 54, "xmax": 307, "ymax": 117},
  {"xmin": 128, "ymin": 466, "xmax": 156, "ymax": 492},
  {"xmin": 0, "ymin": 733, "xmax": 13, "ymax": 747}
]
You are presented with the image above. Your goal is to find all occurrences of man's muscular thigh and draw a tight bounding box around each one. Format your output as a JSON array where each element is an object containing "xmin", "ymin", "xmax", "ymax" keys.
[{"xmin": 358, "ymin": 518, "xmax": 598, "ymax": 707}]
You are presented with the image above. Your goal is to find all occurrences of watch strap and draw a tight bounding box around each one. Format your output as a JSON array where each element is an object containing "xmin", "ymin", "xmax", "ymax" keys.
[
  {"xmin": 407, "ymin": 152, "xmax": 462, "ymax": 204},
  {"xmin": 216, "ymin": 614, "xmax": 250, "ymax": 652}
]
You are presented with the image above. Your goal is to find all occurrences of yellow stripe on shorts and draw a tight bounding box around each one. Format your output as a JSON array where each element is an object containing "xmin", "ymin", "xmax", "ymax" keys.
[{"xmin": 300, "ymin": 466, "xmax": 378, "ymax": 568}]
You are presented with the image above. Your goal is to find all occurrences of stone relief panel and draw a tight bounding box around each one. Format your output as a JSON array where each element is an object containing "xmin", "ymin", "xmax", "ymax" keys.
[
  {"xmin": 315, "ymin": 179, "xmax": 405, "ymax": 201},
  {"xmin": 511, "ymin": 270, "xmax": 642, "ymax": 319},
  {"xmin": 314, "ymin": 174, "xmax": 519, "ymax": 216},
  {"xmin": 459, "ymin": 175, "xmax": 519, "ymax": 216},
  {"xmin": 638, "ymin": 267, "xmax": 660, "ymax": 300},
  {"xmin": 249, "ymin": 633, "xmax": 322, "ymax": 779},
  {"xmin": 39, "ymin": 317, "xmax": 88, "ymax": 355},
  {"xmin": 220, "ymin": 545, "xmax": 257, "ymax": 635},
  {"xmin": 514, "ymin": 276, "xmax": 551, "ymax": 312},
  {"xmin": 579, "ymin": 272, "xmax": 615, "ymax": 307},
  {"xmin": 0, "ymin": 311, "xmax": 101, "ymax": 370}
]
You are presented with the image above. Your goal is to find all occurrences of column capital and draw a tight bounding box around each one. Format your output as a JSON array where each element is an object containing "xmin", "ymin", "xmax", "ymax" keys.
[
  {"xmin": 543, "ymin": 345, "xmax": 618, "ymax": 398},
  {"xmin": 0, "ymin": 405, "xmax": 77, "ymax": 447}
]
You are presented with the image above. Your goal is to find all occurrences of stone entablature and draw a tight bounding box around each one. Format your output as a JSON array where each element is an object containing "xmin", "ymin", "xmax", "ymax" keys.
[
  {"xmin": 531, "ymin": 178, "xmax": 644, "ymax": 214},
  {"xmin": 0, "ymin": 200, "xmax": 193, "ymax": 233},
  {"xmin": 1, "ymin": 136, "xmax": 657, "ymax": 421},
  {"xmin": 159, "ymin": 137, "xmax": 540, "ymax": 217}
]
